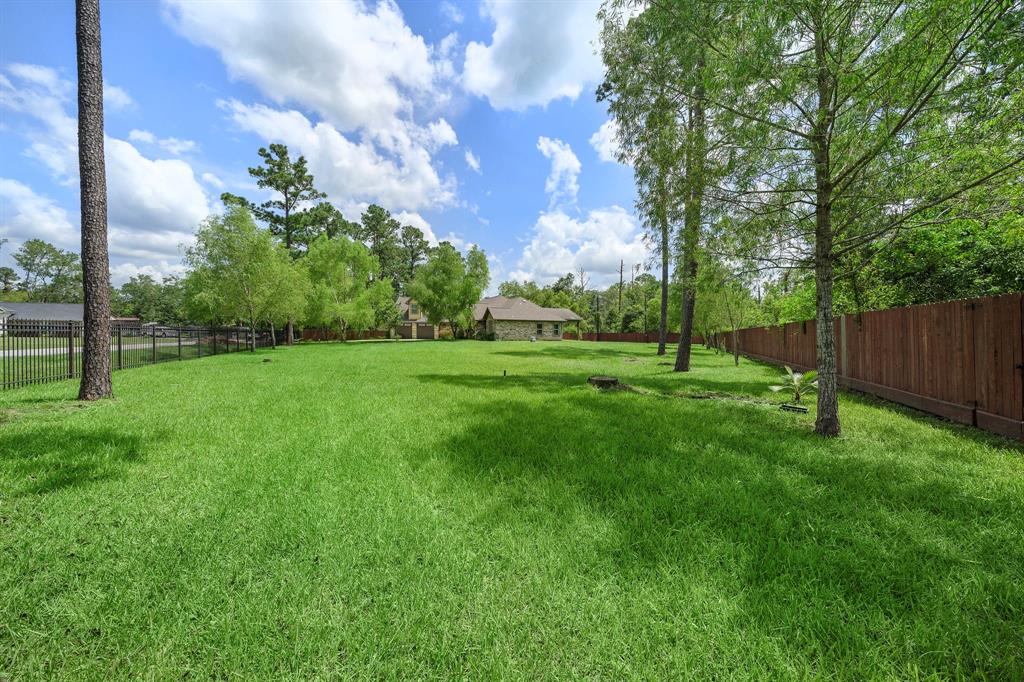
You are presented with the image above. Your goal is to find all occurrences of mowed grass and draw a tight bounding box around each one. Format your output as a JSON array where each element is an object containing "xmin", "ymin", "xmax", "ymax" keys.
[{"xmin": 1, "ymin": 341, "xmax": 1022, "ymax": 679}]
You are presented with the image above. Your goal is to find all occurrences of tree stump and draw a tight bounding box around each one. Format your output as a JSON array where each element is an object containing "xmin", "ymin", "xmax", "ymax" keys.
[{"xmin": 588, "ymin": 376, "xmax": 620, "ymax": 389}]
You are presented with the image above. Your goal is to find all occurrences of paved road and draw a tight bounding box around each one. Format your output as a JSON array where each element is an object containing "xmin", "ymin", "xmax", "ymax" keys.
[{"xmin": 0, "ymin": 339, "xmax": 199, "ymax": 358}]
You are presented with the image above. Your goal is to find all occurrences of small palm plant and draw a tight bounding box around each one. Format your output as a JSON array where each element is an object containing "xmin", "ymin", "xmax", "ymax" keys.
[{"xmin": 770, "ymin": 366, "xmax": 818, "ymax": 403}]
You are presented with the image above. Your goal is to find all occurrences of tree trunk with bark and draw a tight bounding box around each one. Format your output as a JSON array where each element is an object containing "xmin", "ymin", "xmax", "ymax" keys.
[
  {"xmin": 673, "ymin": 69, "xmax": 705, "ymax": 373},
  {"xmin": 76, "ymin": 0, "xmax": 112, "ymax": 400},
  {"xmin": 812, "ymin": 25, "xmax": 840, "ymax": 437},
  {"xmin": 814, "ymin": 215, "xmax": 840, "ymax": 436},
  {"xmin": 657, "ymin": 215, "xmax": 669, "ymax": 355}
]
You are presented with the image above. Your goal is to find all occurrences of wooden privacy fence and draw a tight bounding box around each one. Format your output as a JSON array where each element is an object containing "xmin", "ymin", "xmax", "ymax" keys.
[
  {"xmin": 723, "ymin": 294, "xmax": 1024, "ymax": 440},
  {"xmin": 0, "ymin": 320, "xmax": 261, "ymax": 390}
]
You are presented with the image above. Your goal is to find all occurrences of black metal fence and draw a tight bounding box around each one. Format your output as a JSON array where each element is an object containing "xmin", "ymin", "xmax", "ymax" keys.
[{"xmin": 1, "ymin": 319, "xmax": 261, "ymax": 390}]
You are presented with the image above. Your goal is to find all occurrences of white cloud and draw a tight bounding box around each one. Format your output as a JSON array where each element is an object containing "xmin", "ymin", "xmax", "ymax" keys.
[
  {"xmin": 129, "ymin": 129, "xmax": 198, "ymax": 155},
  {"xmin": 104, "ymin": 138, "xmax": 210, "ymax": 236},
  {"xmin": 424, "ymin": 118, "xmax": 458, "ymax": 151},
  {"xmin": 201, "ymin": 172, "xmax": 225, "ymax": 189},
  {"xmin": 163, "ymin": 0, "xmax": 460, "ymax": 214},
  {"xmin": 464, "ymin": 148, "xmax": 481, "ymax": 174},
  {"xmin": 537, "ymin": 136, "xmax": 581, "ymax": 208},
  {"xmin": 221, "ymin": 99, "xmax": 455, "ymax": 211},
  {"xmin": 158, "ymin": 137, "xmax": 197, "ymax": 155},
  {"xmin": 0, "ymin": 179, "xmax": 194, "ymax": 285},
  {"xmin": 394, "ymin": 210, "xmax": 439, "ymax": 246},
  {"xmin": 104, "ymin": 83, "xmax": 135, "ymax": 111},
  {"xmin": 463, "ymin": 0, "xmax": 602, "ymax": 109},
  {"xmin": 164, "ymin": 0, "xmax": 452, "ymax": 133},
  {"xmin": 440, "ymin": 1, "xmax": 464, "ymax": 24},
  {"xmin": 110, "ymin": 260, "xmax": 187, "ymax": 283},
  {"xmin": 0, "ymin": 64, "xmax": 211, "ymax": 270},
  {"xmin": 509, "ymin": 206, "xmax": 648, "ymax": 287},
  {"xmin": 590, "ymin": 119, "xmax": 622, "ymax": 163},
  {"xmin": 128, "ymin": 129, "xmax": 156, "ymax": 144},
  {"xmin": 0, "ymin": 178, "xmax": 78, "ymax": 250}
]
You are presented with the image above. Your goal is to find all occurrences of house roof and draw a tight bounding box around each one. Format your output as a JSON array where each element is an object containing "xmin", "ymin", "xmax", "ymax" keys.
[
  {"xmin": 474, "ymin": 296, "xmax": 582, "ymax": 323},
  {"xmin": 0, "ymin": 301, "xmax": 85, "ymax": 321}
]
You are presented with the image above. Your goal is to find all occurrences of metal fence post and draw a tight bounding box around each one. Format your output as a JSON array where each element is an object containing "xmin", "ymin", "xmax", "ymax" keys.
[
  {"xmin": 178, "ymin": 327, "xmax": 182, "ymax": 360},
  {"xmin": 213, "ymin": 330, "xmax": 218, "ymax": 355},
  {"xmin": 67, "ymin": 321, "xmax": 75, "ymax": 378},
  {"xmin": 152, "ymin": 330, "xmax": 157, "ymax": 364},
  {"xmin": 117, "ymin": 325, "xmax": 123, "ymax": 370}
]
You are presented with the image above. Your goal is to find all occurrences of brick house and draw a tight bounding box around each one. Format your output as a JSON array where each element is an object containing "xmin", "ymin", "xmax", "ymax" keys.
[{"xmin": 473, "ymin": 296, "xmax": 582, "ymax": 341}]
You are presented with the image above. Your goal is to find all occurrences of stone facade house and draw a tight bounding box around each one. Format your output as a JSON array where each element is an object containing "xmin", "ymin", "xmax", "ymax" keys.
[{"xmin": 473, "ymin": 296, "xmax": 582, "ymax": 341}]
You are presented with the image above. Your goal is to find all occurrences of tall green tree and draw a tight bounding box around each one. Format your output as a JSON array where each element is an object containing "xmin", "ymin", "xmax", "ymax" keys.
[
  {"xmin": 398, "ymin": 224, "xmax": 431, "ymax": 291},
  {"xmin": 222, "ymin": 144, "xmax": 327, "ymax": 253},
  {"xmin": 222, "ymin": 143, "xmax": 326, "ymax": 344},
  {"xmin": 0, "ymin": 267, "xmax": 17, "ymax": 293},
  {"xmin": 599, "ymin": 9, "xmax": 683, "ymax": 355},
  {"xmin": 184, "ymin": 207, "xmax": 308, "ymax": 348},
  {"xmin": 351, "ymin": 204, "xmax": 403, "ymax": 290},
  {"xmin": 304, "ymin": 234, "xmax": 387, "ymax": 338},
  {"xmin": 711, "ymin": 0, "xmax": 1023, "ymax": 436},
  {"xmin": 407, "ymin": 243, "xmax": 489, "ymax": 337},
  {"xmin": 599, "ymin": 1, "xmax": 734, "ymax": 371},
  {"xmin": 12, "ymin": 239, "xmax": 82, "ymax": 302}
]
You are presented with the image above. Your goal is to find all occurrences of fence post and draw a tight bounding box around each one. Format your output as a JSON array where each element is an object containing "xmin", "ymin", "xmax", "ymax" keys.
[
  {"xmin": 197, "ymin": 330, "xmax": 202, "ymax": 358},
  {"xmin": 213, "ymin": 330, "xmax": 218, "ymax": 355},
  {"xmin": 152, "ymin": 330, "xmax": 157, "ymax": 364},
  {"xmin": 178, "ymin": 327, "xmax": 182, "ymax": 360},
  {"xmin": 117, "ymin": 326, "xmax": 123, "ymax": 370},
  {"xmin": 67, "ymin": 321, "xmax": 75, "ymax": 378}
]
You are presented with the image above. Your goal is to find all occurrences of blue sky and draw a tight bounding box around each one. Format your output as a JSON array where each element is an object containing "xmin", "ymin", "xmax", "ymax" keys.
[{"xmin": 0, "ymin": 0, "xmax": 644, "ymax": 290}]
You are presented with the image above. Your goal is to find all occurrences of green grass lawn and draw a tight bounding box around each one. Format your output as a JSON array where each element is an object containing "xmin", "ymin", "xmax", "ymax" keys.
[{"xmin": 1, "ymin": 341, "xmax": 1022, "ymax": 679}]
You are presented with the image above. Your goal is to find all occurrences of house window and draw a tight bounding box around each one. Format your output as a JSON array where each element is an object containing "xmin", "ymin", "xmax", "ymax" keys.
[
  {"xmin": 410, "ymin": 303, "xmax": 419, "ymax": 317},
  {"xmin": 553, "ymin": 323, "xmax": 561, "ymax": 337},
  {"xmin": 536, "ymin": 323, "xmax": 543, "ymax": 336}
]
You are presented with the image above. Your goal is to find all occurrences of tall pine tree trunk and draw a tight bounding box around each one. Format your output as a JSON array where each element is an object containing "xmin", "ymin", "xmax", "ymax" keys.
[
  {"xmin": 76, "ymin": 0, "xmax": 112, "ymax": 400},
  {"xmin": 657, "ymin": 215, "xmax": 668, "ymax": 355}
]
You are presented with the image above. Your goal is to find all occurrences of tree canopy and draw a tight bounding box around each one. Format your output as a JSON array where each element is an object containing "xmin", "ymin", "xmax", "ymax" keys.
[{"xmin": 407, "ymin": 243, "xmax": 489, "ymax": 336}]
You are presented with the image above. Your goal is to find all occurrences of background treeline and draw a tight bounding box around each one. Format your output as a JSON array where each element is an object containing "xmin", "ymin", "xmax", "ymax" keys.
[
  {"xmin": 593, "ymin": 0, "xmax": 1023, "ymax": 436},
  {"xmin": 0, "ymin": 144, "xmax": 489, "ymax": 339}
]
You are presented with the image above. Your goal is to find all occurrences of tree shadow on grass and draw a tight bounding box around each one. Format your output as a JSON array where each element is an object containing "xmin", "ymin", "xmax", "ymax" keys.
[
  {"xmin": 0, "ymin": 423, "xmax": 146, "ymax": 496},
  {"xmin": 411, "ymin": 375, "xmax": 1024, "ymax": 676}
]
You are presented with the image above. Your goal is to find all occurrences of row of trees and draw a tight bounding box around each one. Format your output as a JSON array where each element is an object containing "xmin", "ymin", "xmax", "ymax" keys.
[
  {"xmin": 598, "ymin": 0, "xmax": 1023, "ymax": 436},
  {"xmin": 181, "ymin": 205, "xmax": 489, "ymax": 344},
  {"xmin": 218, "ymin": 144, "xmax": 436, "ymax": 341}
]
